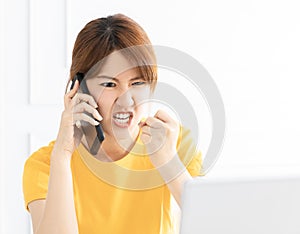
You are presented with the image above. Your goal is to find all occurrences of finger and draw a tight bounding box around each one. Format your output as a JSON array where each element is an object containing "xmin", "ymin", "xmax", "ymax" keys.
[
  {"xmin": 154, "ymin": 109, "xmax": 172, "ymax": 123},
  {"xmin": 64, "ymin": 80, "xmax": 80, "ymax": 107},
  {"xmin": 140, "ymin": 133, "xmax": 152, "ymax": 145},
  {"xmin": 75, "ymin": 120, "xmax": 82, "ymax": 128},
  {"xmin": 73, "ymin": 102, "xmax": 102, "ymax": 122},
  {"xmin": 66, "ymin": 79, "xmax": 80, "ymax": 99},
  {"xmin": 141, "ymin": 125, "xmax": 151, "ymax": 135},
  {"xmin": 73, "ymin": 113, "xmax": 100, "ymax": 126},
  {"xmin": 71, "ymin": 93, "xmax": 98, "ymax": 108},
  {"xmin": 144, "ymin": 116, "xmax": 164, "ymax": 129},
  {"xmin": 138, "ymin": 120, "xmax": 146, "ymax": 128}
]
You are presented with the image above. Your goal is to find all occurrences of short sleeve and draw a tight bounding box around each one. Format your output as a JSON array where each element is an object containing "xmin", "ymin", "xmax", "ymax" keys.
[
  {"xmin": 22, "ymin": 141, "xmax": 55, "ymax": 211},
  {"xmin": 177, "ymin": 127, "xmax": 203, "ymax": 177}
]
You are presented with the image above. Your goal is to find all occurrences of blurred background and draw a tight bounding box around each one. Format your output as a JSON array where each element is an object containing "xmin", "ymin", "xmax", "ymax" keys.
[{"xmin": 1, "ymin": 0, "xmax": 300, "ymax": 233}]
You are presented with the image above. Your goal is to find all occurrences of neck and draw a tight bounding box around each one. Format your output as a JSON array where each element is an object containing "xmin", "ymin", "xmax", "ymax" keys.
[{"xmin": 95, "ymin": 127, "xmax": 140, "ymax": 161}]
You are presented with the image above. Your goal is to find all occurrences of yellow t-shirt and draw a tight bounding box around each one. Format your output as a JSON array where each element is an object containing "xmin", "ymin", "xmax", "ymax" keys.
[{"xmin": 23, "ymin": 127, "xmax": 202, "ymax": 234}]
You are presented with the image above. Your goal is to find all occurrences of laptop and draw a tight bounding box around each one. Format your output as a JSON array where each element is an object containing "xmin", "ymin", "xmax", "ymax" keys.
[{"xmin": 180, "ymin": 175, "xmax": 300, "ymax": 234}]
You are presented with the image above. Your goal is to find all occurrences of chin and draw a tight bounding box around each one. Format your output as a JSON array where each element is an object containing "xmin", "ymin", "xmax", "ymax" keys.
[{"xmin": 112, "ymin": 121, "xmax": 139, "ymax": 140}]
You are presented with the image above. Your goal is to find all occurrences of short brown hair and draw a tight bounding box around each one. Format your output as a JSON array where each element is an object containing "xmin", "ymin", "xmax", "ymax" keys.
[{"xmin": 67, "ymin": 14, "xmax": 157, "ymax": 92}]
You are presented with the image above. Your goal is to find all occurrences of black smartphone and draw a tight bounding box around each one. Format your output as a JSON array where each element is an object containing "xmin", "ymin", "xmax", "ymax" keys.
[{"xmin": 70, "ymin": 72, "xmax": 105, "ymax": 155}]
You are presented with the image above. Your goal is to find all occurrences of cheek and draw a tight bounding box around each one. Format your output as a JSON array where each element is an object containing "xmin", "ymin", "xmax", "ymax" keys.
[
  {"xmin": 97, "ymin": 92, "xmax": 115, "ymax": 118},
  {"xmin": 132, "ymin": 87, "xmax": 151, "ymax": 103},
  {"xmin": 132, "ymin": 88, "xmax": 152, "ymax": 114},
  {"xmin": 135, "ymin": 104, "xmax": 150, "ymax": 118}
]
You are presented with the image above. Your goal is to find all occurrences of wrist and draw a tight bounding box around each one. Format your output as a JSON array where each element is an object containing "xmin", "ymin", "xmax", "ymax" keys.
[
  {"xmin": 51, "ymin": 146, "xmax": 73, "ymax": 164},
  {"xmin": 150, "ymin": 149, "xmax": 176, "ymax": 167},
  {"xmin": 155, "ymin": 154, "xmax": 186, "ymax": 183}
]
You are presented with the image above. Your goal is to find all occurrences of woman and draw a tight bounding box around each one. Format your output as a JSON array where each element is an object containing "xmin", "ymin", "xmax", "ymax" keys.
[{"xmin": 23, "ymin": 13, "xmax": 202, "ymax": 234}]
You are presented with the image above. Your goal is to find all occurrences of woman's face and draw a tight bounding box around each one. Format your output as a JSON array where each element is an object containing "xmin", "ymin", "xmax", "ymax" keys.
[{"xmin": 86, "ymin": 52, "xmax": 151, "ymax": 142}]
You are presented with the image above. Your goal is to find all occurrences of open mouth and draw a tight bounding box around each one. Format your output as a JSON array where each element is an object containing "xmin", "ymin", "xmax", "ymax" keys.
[{"xmin": 113, "ymin": 112, "xmax": 133, "ymax": 127}]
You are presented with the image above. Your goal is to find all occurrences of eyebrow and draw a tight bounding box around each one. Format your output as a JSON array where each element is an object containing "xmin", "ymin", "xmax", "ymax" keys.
[{"xmin": 96, "ymin": 75, "xmax": 145, "ymax": 81}]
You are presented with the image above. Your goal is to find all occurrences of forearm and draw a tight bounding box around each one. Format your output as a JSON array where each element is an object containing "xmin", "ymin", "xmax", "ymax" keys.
[
  {"xmin": 166, "ymin": 169, "xmax": 192, "ymax": 208},
  {"xmin": 156, "ymin": 155, "xmax": 192, "ymax": 208},
  {"xmin": 35, "ymin": 149, "xmax": 78, "ymax": 234}
]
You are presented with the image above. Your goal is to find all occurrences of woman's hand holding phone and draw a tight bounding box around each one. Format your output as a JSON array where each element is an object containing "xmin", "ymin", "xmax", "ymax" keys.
[{"xmin": 52, "ymin": 79, "xmax": 102, "ymax": 160}]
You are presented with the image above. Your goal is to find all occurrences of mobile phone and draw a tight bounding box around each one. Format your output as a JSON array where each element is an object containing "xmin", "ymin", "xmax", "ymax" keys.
[{"xmin": 70, "ymin": 72, "xmax": 105, "ymax": 155}]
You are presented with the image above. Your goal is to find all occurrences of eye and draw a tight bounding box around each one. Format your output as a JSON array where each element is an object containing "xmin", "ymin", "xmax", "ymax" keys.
[
  {"xmin": 100, "ymin": 82, "xmax": 116, "ymax": 87},
  {"xmin": 132, "ymin": 81, "xmax": 146, "ymax": 86}
]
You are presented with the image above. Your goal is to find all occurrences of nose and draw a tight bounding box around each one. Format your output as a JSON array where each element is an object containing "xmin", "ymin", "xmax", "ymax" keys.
[{"xmin": 116, "ymin": 89, "xmax": 134, "ymax": 107}]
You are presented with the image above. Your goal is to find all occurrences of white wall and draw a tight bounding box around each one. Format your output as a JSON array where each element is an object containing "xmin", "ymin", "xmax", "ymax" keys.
[
  {"xmin": 0, "ymin": 1, "xmax": 5, "ymax": 232},
  {"xmin": 1, "ymin": 0, "xmax": 300, "ymax": 233}
]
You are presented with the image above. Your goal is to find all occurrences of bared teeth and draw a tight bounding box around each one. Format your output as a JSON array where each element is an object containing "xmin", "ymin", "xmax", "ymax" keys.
[
  {"xmin": 113, "ymin": 113, "xmax": 131, "ymax": 124},
  {"xmin": 114, "ymin": 113, "xmax": 130, "ymax": 119},
  {"xmin": 115, "ymin": 118, "xmax": 128, "ymax": 123}
]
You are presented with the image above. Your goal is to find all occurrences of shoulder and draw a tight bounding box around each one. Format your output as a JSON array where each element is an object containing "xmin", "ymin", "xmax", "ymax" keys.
[
  {"xmin": 176, "ymin": 126, "xmax": 203, "ymax": 176},
  {"xmin": 22, "ymin": 141, "xmax": 56, "ymax": 211},
  {"xmin": 176, "ymin": 126, "xmax": 198, "ymax": 151},
  {"xmin": 24, "ymin": 141, "xmax": 55, "ymax": 171},
  {"xmin": 23, "ymin": 140, "xmax": 58, "ymax": 190}
]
